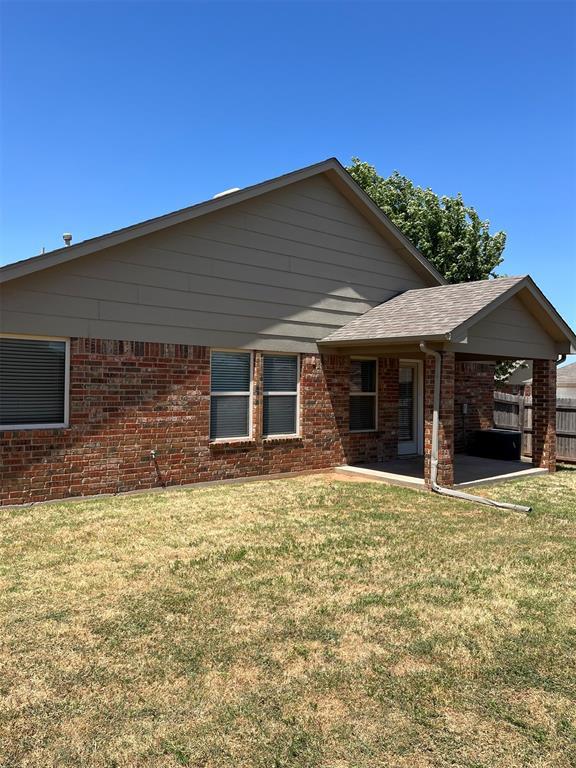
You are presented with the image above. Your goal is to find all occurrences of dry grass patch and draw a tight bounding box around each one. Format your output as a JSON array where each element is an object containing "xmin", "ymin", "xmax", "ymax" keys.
[{"xmin": 1, "ymin": 468, "xmax": 576, "ymax": 767}]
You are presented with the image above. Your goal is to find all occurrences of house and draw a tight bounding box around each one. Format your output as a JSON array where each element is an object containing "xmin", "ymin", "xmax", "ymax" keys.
[
  {"xmin": 505, "ymin": 360, "xmax": 576, "ymax": 399},
  {"xmin": 1, "ymin": 158, "xmax": 575, "ymax": 505}
]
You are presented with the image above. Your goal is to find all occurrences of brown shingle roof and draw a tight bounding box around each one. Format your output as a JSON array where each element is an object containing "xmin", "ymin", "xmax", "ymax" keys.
[{"xmin": 321, "ymin": 276, "xmax": 527, "ymax": 344}]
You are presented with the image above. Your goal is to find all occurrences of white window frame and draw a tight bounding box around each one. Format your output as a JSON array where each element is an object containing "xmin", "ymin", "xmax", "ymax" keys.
[
  {"xmin": 209, "ymin": 348, "xmax": 254, "ymax": 442},
  {"xmin": 349, "ymin": 356, "xmax": 378, "ymax": 434},
  {"xmin": 0, "ymin": 333, "xmax": 70, "ymax": 430},
  {"xmin": 262, "ymin": 352, "xmax": 300, "ymax": 438}
]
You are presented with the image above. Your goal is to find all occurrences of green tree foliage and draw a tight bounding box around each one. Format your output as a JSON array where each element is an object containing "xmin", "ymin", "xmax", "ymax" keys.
[
  {"xmin": 347, "ymin": 159, "xmax": 521, "ymax": 379},
  {"xmin": 346, "ymin": 159, "xmax": 506, "ymax": 284}
]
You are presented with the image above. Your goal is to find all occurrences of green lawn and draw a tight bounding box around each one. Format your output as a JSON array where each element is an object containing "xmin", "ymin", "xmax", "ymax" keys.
[{"xmin": 1, "ymin": 469, "xmax": 575, "ymax": 767}]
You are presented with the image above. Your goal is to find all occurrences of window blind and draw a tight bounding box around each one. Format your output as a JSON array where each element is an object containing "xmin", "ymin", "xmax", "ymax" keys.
[
  {"xmin": 0, "ymin": 338, "xmax": 67, "ymax": 427},
  {"xmin": 210, "ymin": 351, "xmax": 251, "ymax": 440},
  {"xmin": 210, "ymin": 351, "xmax": 251, "ymax": 392},
  {"xmin": 350, "ymin": 396, "xmax": 376, "ymax": 432},
  {"xmin": 263, "ymin": 354, "xmax": 298, "ymax": 436},
  {"xmin": 398, "ymin": 368, "xmax": 415, "ymax": 441},
  {"xmin": 210, "ymin": 395, "xmax": 250, "ymax": 439},
  {"xmin": 350, "ymin": 359, "xmax": 376, "ymax": 394},
  {"xmin": 263, "ymin": 355, "xmax": 297, "ymax": 392},
  {"xmin": 349, "ymin": 359, "xmax": 376, "ymax": 432}
]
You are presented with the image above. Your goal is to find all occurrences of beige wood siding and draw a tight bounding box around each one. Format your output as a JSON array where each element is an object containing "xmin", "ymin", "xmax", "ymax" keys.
[
  {"xmin": 462, "ymin": 294, "xmax": 558, "ymax": 359},
  {"xmin": 0, "ymin": 175, "xmax": 430, "ymax": 352}
]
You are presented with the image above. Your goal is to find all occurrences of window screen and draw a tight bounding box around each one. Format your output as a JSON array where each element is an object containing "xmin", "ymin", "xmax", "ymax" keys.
[
  {"xmin": 349, "ymin": 359, "xmax": 376, "ymax": 432},
  {"xmin": 263, "ymin": 354, "xmax": 298, "ymax": 436},
  {"xmin": 0, "ymin": 337, "xmax": 67, "ymax": 427},
  {"xmin": 210, "ymin": 351, "xmax": 252, "ymax": 439}
]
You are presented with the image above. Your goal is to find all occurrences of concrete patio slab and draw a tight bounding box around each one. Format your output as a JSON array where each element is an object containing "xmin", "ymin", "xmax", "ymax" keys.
[{"xmin": 336, "ymin": 454, "xmax": 547, "ymax": 489}]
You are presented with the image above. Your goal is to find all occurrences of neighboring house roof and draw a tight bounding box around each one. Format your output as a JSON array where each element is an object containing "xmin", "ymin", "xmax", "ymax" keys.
[
  {"xmin": 320, "ymin": 275, "xmax": 576, "ymax": 352},
  {"xmin": 504, "ymin": 361, "xmax": 533, "ymax": 385},
  {"xmin": 557, "ymin": 361, "xmax": 576, "ymax": 385},
  {"xmin": 0, "ymin": 157, "xmax": 445, "ymax": 287},
  {"xmin": 505, "ymin": 361, "xmax": 533, "ymax": 385},
  {"xmin": 509, "ymin": 360, "xmax": 576, "ymax": 386}
]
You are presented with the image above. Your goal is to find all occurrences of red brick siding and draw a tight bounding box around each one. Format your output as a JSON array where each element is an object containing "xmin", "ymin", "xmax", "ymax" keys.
[
  {"xmin": 347, "ymin": 357, "xmax": 400, "ymax": 464},
  {"xmin": 6, "ymin": 336, "xmax": 511, "ymax": 503},
  {"xmin": 0, "ymin": 339, "xmax": 348, "ymax": 505},
  {"xmin": 454, "ymin": 362, "xmax": 495, "ymax": 451},
  {"xmin": 424, "ymin": 352, "xmax": 455, "ymax": 487},
  {"xmin": 532, "ymin": 359, "xmax": 556, "ymax": 472}
]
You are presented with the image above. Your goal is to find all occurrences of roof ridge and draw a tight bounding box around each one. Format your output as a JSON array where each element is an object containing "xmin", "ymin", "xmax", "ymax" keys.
[
  {"xmin": 409, "ymin": 275, "xmax": 526, "ymax": 291},
  {"xmin": 321, "ymin": 274, "xmax": 532, "ymax": 345},
  {"xmin": 0, "ymin": 157, "xmax": 445, "ymax": 288}
]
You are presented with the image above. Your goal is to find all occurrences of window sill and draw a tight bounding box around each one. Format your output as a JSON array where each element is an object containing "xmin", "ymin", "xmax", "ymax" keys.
[
  {"xmin": 209, "ymin": 438, "xmax": 257, "ymax": 450},
  {"xmin": 350, "ymin": 430, "xmax": 378, "ymax": 434},
  {"xmin": 262, "ymin": 435, "xmax": 303, "ymax": 444},
  {"xmin": 0, "ymin": 423, "xmax": 69, "ymax": 433}
]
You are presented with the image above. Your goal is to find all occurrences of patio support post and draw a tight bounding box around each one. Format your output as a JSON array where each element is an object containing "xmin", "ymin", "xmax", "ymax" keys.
[
  {"xmin": 424, "ymin": 351, "xmax": 455, "ymax": 487},
  {"xmin": 379, "ymin": 357, "xmax": 400, "ymax": 461},
  {"xmin": 532, "ymin": 359, "xmax": 557, "ymax": 472}
]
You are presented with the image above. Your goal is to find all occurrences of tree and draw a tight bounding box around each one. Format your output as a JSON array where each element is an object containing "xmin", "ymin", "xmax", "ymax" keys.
[
  {"xmin": 346, "ymin": 159, "xmax": 522, "ymax": 379},
  {"xmin": 346, "ymin": 159, "xmax": 506, "ymax": 284}
]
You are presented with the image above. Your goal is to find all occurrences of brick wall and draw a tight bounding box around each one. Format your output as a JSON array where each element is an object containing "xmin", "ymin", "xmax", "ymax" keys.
[
  {"xmin": 532, "ymin": 359, "xmax": 556, "ymax": 472},
  {"xmin": 0, "ymin": 338, "xmax": 411, "ymax": 505},
  {"xmin": 454, "ymin": 361, "xmax": 495, "ymax": 451},
  {"xmin": 424, "ymin": 352, "xmax": 455, "ymax": 487},
  {"xmin": 347, "ymin": 357, "xmax": 400, "ymax": 464},
  {"xmin": 0, "ymin": 339, "xmax": 349, "ymax": 505}
]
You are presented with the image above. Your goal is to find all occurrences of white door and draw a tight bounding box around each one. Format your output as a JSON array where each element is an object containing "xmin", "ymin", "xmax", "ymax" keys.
[{"xmin": 398, "ymin": 362, "xmax": 422, "ymax": 455}]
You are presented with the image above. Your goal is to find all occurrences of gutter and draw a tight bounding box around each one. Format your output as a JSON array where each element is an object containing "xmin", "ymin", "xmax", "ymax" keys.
[{"xmin": 419, "ymin": 343, "xmax": 532, "ymax": 513}]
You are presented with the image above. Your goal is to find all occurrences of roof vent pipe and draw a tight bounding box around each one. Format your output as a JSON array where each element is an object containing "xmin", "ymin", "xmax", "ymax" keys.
[
  {"xmin": 63, "ymin": 233, "xmax": 72, "ymax": 247},
  {"xmin": 212, "ymin": 188, "xmax": 241, "ymax": 199},
  {"xmin": 419, "ymin": 342, "xmax": 532, "ymax": 513}
]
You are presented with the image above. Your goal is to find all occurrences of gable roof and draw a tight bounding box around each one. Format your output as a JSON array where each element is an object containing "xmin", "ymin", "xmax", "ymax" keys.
[
  {"xmin": 320, "ymin": 275, "xmax": 576, "ymax": 352},
  {"xmin": 0, "ymin": 158, "xmax": 445, "ymax": 287}
]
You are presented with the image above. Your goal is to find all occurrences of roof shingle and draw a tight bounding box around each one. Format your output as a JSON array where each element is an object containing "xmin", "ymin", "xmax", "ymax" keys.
[{"xmin": 321, "ymin": 276, "xmax": 526, "ymax": 344}]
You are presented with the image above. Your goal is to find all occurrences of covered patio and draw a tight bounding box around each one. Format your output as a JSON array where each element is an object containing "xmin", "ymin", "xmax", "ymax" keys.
[
  {"xmin": 320, "ymin": 276, "xmax": 576, "ymax": 491},
  {"xmin": 336, "ymin": 455, "xmax": 547, "ymax": 489}
]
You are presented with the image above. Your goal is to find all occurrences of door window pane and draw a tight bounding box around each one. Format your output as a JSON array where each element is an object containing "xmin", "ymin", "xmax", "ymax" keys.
[{"xmin": 399, "ymin": 366, "xmax": 415, "ymax": 441}]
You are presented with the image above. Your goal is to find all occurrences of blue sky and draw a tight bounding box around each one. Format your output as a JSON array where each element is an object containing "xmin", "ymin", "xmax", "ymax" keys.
[{"xmin": 1, "ymin": 1, "xmax": 575, "ymax": 329}]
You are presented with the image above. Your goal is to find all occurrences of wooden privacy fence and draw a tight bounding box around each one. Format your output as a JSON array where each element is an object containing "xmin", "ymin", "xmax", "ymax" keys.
[{"xmin": 494, "ymin": 391, "xmax": 576, "ymax": 462}]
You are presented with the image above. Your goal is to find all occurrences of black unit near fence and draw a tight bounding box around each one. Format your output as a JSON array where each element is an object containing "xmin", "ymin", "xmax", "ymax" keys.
[{"xmin": 494, "ymin": 391, "xmax": 576, "ymax": 462}]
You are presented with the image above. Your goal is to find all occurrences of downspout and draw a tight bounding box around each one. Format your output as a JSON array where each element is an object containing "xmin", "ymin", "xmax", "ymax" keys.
[{"xmin": 419, "ymin": 343, "xmax": 532, "ymax": 513}]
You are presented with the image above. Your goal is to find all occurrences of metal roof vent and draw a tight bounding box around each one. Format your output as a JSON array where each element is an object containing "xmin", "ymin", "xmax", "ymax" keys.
[
  {"xmin": 212, "ymin": 187, "xmax": 241, "ymax": 199},
  {"xmin": 62, "ymin": 233, "xmax": 72, "ymax": 247}
]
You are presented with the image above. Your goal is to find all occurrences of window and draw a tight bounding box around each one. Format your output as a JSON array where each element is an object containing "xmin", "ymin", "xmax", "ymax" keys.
[
  {"xmin": 263, "ymin": 354, "xmax": 299, "ymax": 437},
  {"xmin": 0, "ymin": 336, "xmax": 69, "ymax": 429},
  {"xmin": 349, "ymin": 359, "xmax": 377, "ymax": 432},
  {"xmin": 210, "ymin": 351, "xmax": 252, "ymax": 440}
]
